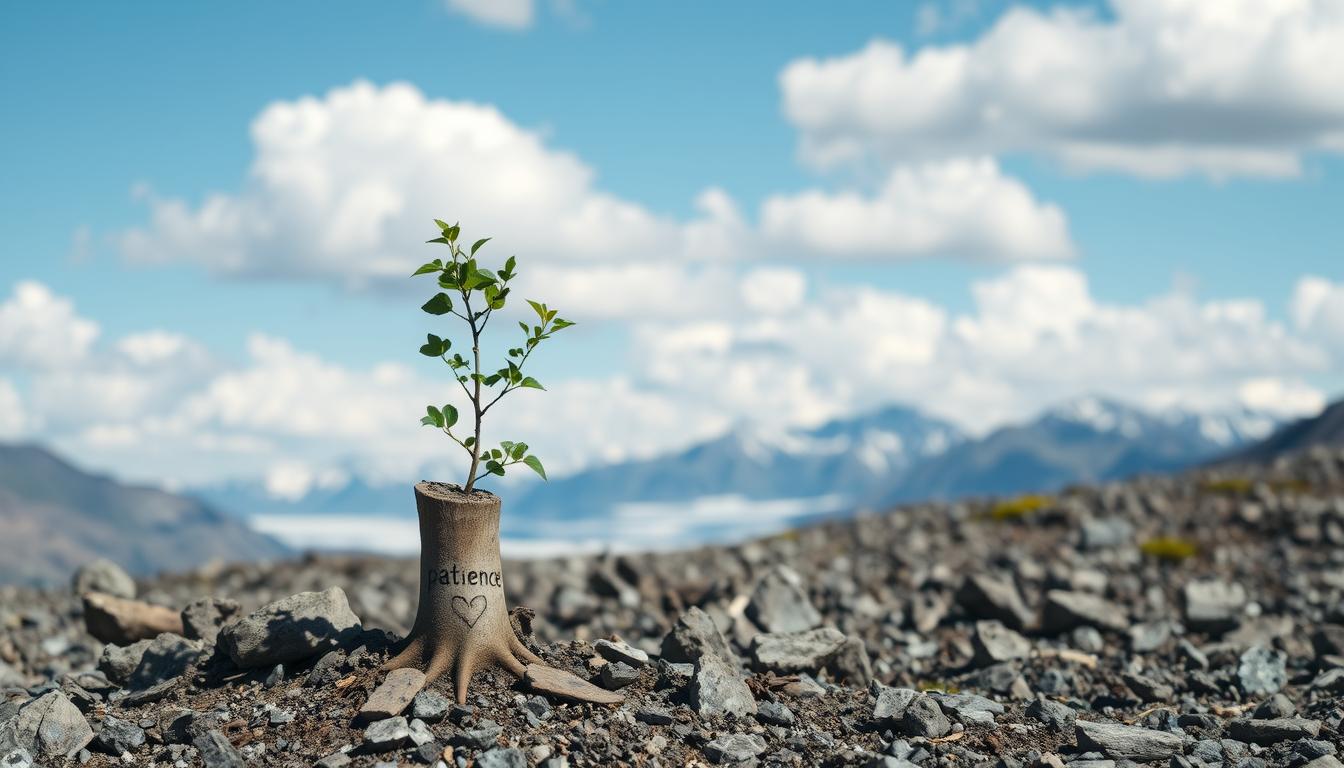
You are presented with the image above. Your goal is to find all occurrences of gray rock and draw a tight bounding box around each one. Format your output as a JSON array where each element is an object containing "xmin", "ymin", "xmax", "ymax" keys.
[
  {"xmin": 1188, "ymin": 738, "xmax": 1223, "ymax": 765},
  {"xmin": 94, "ymin": 715, "xmax": 145, "ymax": 755},
  {"xmin": 411, "ymin": 690, "xmax": 451, "ymax": 723},
  {"xmin": 1177, "ymin": 639, "xmax": 1209, "ymax": 670},
  {"xmin": 662, "ymin": 607, "xmax": 739, "ymax": 666},
  {"xmin": 703, "ymin": 733, "xmax": 766, "ymax": 764},
  {"xmin": 1253, "ymin": 693, "xmax": 1294, "ymax": 719},
  {"xmin": 746, "ymin": 565, "xmax": 823, "ymax": 634},
  {"xmin": 127, "ymin": 633, "xmax": 203, "ymax": 690},
  {"xmin": 97, "ymin": 639, "xmax": 152, "ymax": 686},
  {"xmin": 1042, "ymin": 590, "xmax": 1128, "ymax": 633},
  {"xmin": 597, "ymin": 661, "xmax": 639, "ymax": 690},
  {"xmin": 72, "ymin": 559, "xmax": 136, "ymax": 599},
  {"xmin": 362, "ymin": 716, "xmax": 413, "ymax": 752},
  {"xmin": 1075, "ymin": 720, "xmax": 1182, "ymax": 761},
  {"xmin": 1026, "ymin": 697, "xmax": 1075, "ymax": 731},
  {"xmin": 314, "ymin": 752, "xmax": 352, "ymax": 768},
  {"xmin": 1121, "ymin": 672, "xmax": 1174, "ymax": 702},
  {"xmin": 929, "ymin": 692, "xmax": 1004, "ymax": 727},
  {"xmin": 180, "ymin": 597, "xmax": 241, "ymax": 644},
  {"xmin": 971, "ymin": 620, "xmax": 1031, "ymax": 666},
  {"xmin": 1304, "ymin": 757, "xmax": 1344, "ymax": 768},
  {"xmin": 899, "ymin": 695, "xmax": 951, "ymax": 738},
  {"xmin": 450, "ymin": 719, "xmax": 503, "ymax": 750},
  {"xmin": 756, "ymin": 700, "xmax": 794, "ymax": 726},
  {"xmin": 0, "ymin": 748, "xmax": 31, "ymax": 768},
  {"xmin": 1227, "ymin": 717, "xmax": 1322, "ymax": 744},
  {"xmin": 1128, "ymin": 621, "xmax": 1171, "ymax": 652},
  {"xmin": 956, "ymin": 574, "xmax": 1033, "ymax": 630},
  {"xmin": 635, "ymin": 706, "xmax": 675, "ymax": 726},
  {"xmin": 593, "ymin": 638, "xmax": 648, "ymax": 667},
  {"xmin": 6, "ymin": 691, "xmax": 94, "ymax": 759},
  {"xmin": 690, "ymin": 653, "xmax": 756, "ymax": 717},
  {"xmin": 1080, "ymin": 517, "xmax": 1134, "ymax": 550},
  {"xmin": 476, "ymin": 748, "xmax": 528, "ymax": 768},
  {"xmin": 828, "ymin": 635, "xmax": 874, "ymax": 686},
  {"xmin": 750, "ymin": 627, "xmax": 846, "ymax": 672},
  {"xmin": 193, "ymin": 729, "xmax": 244, "ymax": 768},
  {"xmin": 872, "ymin": 685, "xmax": 919, "ymax": 722},
  {"xmin": 220, "ymin": 587, "xmax": 361, "ymax": 668},
  {"xmin": 1183, "ymin": 580, "xmax": 1247, "ymax": 632},
  {"xmin": 1237, "ymin": 646, "xmax": 1287, "ymax": 695},
  {"xmin": 1072, "ymin": 626, "xmax": 1106, "ymax": 653}
]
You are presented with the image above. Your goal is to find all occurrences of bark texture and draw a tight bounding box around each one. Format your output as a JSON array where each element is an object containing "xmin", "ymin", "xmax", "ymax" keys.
[{"xmin": 384, "ymin": 482, "xmax": 541, "ymax": 702}]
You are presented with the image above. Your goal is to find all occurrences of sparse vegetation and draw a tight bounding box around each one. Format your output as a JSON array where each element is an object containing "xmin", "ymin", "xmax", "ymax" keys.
[
  {"xmin": 988, "ymin": 494, "xmax": 1052, "ymax": 521},
  {"xmin": 1139, "ymin": 536, "xmax": 1198, "ymax": 561}
]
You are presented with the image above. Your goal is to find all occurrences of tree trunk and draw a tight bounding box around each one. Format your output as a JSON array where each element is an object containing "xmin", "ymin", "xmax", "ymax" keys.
[{"xmin": 384, "ymin": 481, "xmax": 541, "ymax": 702}]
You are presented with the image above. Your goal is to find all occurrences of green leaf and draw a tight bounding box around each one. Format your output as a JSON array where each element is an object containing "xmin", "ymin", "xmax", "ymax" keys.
[
  {"xmin": 504, "ymin": 255, "xmax": 516, "ymax": 274},
  {"xmin": 527, "ymin": 300, "xmax": 547, "ymax": 320},
  {"xmin": 412, "ymin": 259, "xmax": 443, "ymax": 276},
  {"xmin": 423, "ymin": 405, "xmax": 444, "ymax": 428},
  {"xmin": 518, "ymin": 321, "xmax": 530, "ymax": 333},
  {"xmin": 421, "ymin": 293, "xmax": 453, "ymax": 315},
  {"xmin": 471, "ymin": 237, "xmax": 491, "ymax": 256},
  {"xmin": 464, "ymin": 436, "xmax": 476, "ymax": 447},
  {"xmin": 424, "ymin": 237, "xmax": 450, "ymax": 245},
  {"xmin": 446, "ymin": 224, "xmax": 461, "ymax": 242},
  {"xmin": 522, "ymin": 455, "xmax": 547, "ymax": 481},
  {"xmin": 419, "ymin": 334, "xmax": 448, "ymax": 357},
  {"xmin": 500, "ymin": 440, "xmax": 515, "ymax": 456},
  {"xmin": 434, "ymin": 218, "xmax": 452, "ymax": 231},
  {"xmin": 519, "ymin": 376, "xmax": 544, "ymax": 390},
  {"xmin": 420, "ymin": 415, "xmax": 438, "ymax": 427},
  {"xmin": 441, "ymin": 404, "xmax": 458, "ymax": 429},
  {"xmin": 551, "ymin": 318, "xmax": 575, "ymax": 330},
  {"xmin": 490, "ymin": 448, "xmax": 503, "ymax": 460},
  {"xmin": 510, "ymin": 442, "xmax": 527, "ymax": 460},
  {"xmin": 485, "ymin": 460, "xmax": 505, "ymax": 476}
]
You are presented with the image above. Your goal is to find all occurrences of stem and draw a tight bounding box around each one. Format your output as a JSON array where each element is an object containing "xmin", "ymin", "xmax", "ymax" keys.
[{"xmin": 462, "ymin": 290, "xmax": 483, "ymax": 492}]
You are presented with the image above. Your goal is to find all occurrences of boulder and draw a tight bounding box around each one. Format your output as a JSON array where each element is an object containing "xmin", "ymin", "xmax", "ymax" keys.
[
  {"xmin": 82, "ymin": 591, "xmax": 183, "ymax": 645},
  {"xmin": 72, "ymin": 559, "xmax": 136, "ymax": 599},
  {"xmin": 746, "ymin": 565, "xmax": 823, "ymax": 634},
  {"xmin": 219, "ymin": 587, "xmax": 361, "ymax": 668}
]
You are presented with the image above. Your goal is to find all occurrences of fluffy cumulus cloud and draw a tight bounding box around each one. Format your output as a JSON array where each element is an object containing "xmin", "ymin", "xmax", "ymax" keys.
[
  {"xmin": 445, "ymin": 0, "xmax": 533, "ymax": 29},
  {"xmin": 0, "ymin": 281, "xmax": 99, "ymax": 369},
  {"xmin": 1293, "ymin": 275, "xmax": 1344, "ymax": 352},
  {"xmin": 120, "ymin": 81, "xmax": 1072, "ymax": 290},
  {"xmin": 0, "ymin": 274, "xmax": 1334, "ymax": 488},
  {"xmin": 761, "ymin": 158, "xmax": 1073, "ymax": 260},
  {"xmin": 782, "ymin": 0, "xmax": 1344, "ymax": 177}
]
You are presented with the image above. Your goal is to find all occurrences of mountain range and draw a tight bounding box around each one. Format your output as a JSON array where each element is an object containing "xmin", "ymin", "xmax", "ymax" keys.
[
  {"xmin": 191, "ymin": 395, "xmax": 1295, "ymax": 552},
  {"xmin": 0, "ymin": 444, "xmax": 289, "ymax": 586}
]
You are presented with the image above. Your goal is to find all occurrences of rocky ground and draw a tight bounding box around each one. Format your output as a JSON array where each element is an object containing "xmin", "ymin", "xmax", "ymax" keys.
[{"xmin": 4, "ymin": 448, "xmax": 1344, "ymax": 767}]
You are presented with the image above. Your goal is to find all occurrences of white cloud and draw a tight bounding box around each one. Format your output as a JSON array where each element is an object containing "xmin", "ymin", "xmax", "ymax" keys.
[
  {"xmin": 761, "ymin": 158, "xmax": 1073, "ymax": 260},
  {"xmin": 781, "ymin": 0, "xmax": 1344, "ymax": 177},
  {"xmin": 445, "ymin": 0, "xmax": 533, "ymax": 29},
  {"xmin": 121, "ymin": 81, "xmax": 748, "ymax": 290},
  {"xmin": 0, "ymin": 281, "xmax": 100, "ymax": 369},
  {"xmin": 0, "ymin": 379, "xmax": 28, "ymax": 439},
  {"xmin": 1237, "ymin": 377, "xmax": 1326, "ymax": 418},
  {"xmin": 1292, "ymin": 275, "xmax": 1344, "ymax": 351}
]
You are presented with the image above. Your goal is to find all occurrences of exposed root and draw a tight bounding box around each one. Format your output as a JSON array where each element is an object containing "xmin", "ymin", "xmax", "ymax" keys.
[
  {"xmin": 384, "ymin": 633, "xmax": 540, "ymax": 703},
  {"xmin": 382, "ymin": 636, "xmax": 425, "ymax": 672}
]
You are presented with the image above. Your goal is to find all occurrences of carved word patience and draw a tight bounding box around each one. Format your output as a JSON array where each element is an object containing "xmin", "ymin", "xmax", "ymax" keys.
[{"xmin": 428, "ymin": 565, "xmax": 503, "ymax": 588}]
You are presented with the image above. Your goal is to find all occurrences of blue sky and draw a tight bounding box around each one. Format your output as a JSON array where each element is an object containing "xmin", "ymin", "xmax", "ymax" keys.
[{"xmin": 1, "ymin": 0, "xmax": 1341, "ymax": 492}]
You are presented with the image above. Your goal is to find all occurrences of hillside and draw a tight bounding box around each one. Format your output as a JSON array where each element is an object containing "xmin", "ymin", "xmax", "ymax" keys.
[
  {"xmin": 1221, "ymin": 397, "xmax": 1344, "ymax": 465},
  {"xmin": 0, "ymin": 443, "xmax": 289, "ymax": 586}
]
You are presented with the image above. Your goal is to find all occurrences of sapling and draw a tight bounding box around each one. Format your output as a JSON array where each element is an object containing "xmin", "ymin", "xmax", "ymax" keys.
[{"xmin": 384, "ymin": 219, "xmax": 574, "ymax": 702}]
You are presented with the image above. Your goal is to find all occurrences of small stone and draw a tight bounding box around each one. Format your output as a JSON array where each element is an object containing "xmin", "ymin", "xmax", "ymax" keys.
[
  {"xmin": 1121, "ymin": 672, "xmax": 1174, "ymax": 702},
  {"xmin": 1237, "ymin": 646, "xmax": 1287, "ymax": 695},
  {"xmin": 956, "ymin": 574, "xmax": 1034, "ymax": 630},
  {"xmin": 1079, "ymin": 517, "xmax": 1134, "ymax": 550},
  {"xmin": 899, "ymin": 696, "xmax": 951, "ymax": 738},
  {"xmin": 1253, "ymin": 693, "xmax": 1294, "ymax": 719},
  {"xmin": 1128, "ymin": 622, "xmax": 1171, "ymax": 653},
  {"xmin": 756, "ymin": 700, "xmax": 794, "ymax": 726},
  {"xmin": 1227, "ymin": 717, "xmax": 1322, "ymax": 745},
  {"xmin": 1072, "ymin": 626, "xmax": 1105, "ymax": 653},
  {"xmin": 192, "ymin": 730, "xmax": 244, "ymax": 768},
  {"xmin": 411, "ymin": 690, "xmax": 452, "ymax": 723},
  {"xmin": 1026, "ymin": 697, "xmax": 1075, "ymax": 731},
  {"xmin": 597, "ymin": 661, "xmax": 639, "ymax": 690},
  {"xmin": 97, "ymin": 639, "xmax": 152, "ymax": 686},
  {"xmin": 314, "ymin": 751, "xmax": 352, "ymax": 768},
  {"xmin": 450, "ymin": 719, "xmax": 502, "ymax": 750},
  {"xmin": 872, "ymin": 685, "xmax": 919, "ymax": 722},
  {"xmin": 358, "ymin": 668, "xmax": 426, "ymax": 724},
  {"xmin": 476, "ymin": 748, "xmax": 527, "ymax": 768},
  {"xmin": 971, "ymin": 620, "xmax": 1031, "ymax": 666},
  {"xmin": 180, "ymin": 597, "xmax": 241, "ymax": 644},
  {"xmin": 219, "ymin": 587, "xmax": 362, "ymax": 668},
  {"xmin": 661, "ymin": 607, "xmax": 739, "ymax": 666},
  {"xmin": 524, "ymin": 664, "xmax": 623, "ymax": 705},
  {"xmin": 72, "ymin": 559, "xmax": 136, "ymax": 599},
  {"xmin": 1075, "ymin": 720, "xmax": 1182, "ymax": 761},
  {"xmin": 1182, "ymin": 580, "xmax": 1246, "ymax": 633},
  {"xmin": 929, "ymin": 692, "xmax": 1004, "ymax": 727},
  {"xmin": 750, "ymin": 627, "xmax": 847, "ymax": 673},
  {"xmin": 1042, "ymin": 590, "xmax": 1128, "ymax": 633},
  {"xmin": 407, "ymin": 718, "xmax": 434, "ymax": 747},
  {"xmin": 593, "ymin": 639, "xmax": 648, "ymax": 667},
  {"xmin": 746, "ymin": 565, "xmax": 823, "ymax": 634},
  {"xmin": 82, "ymin": 592, "xmax": 183, "ymax": 645},
  {"xmin": 635, "ymin": 706, "xmax": 675, "ymax": 726},
  {"xmin": 703, "ymin": 733, "xmax": 766, "ymax": 764},
  {"xmin": 8, "ymin": 691, "xmax": 94, "ymax": 759},
  {"xmin": 127, "ymin": 633, "xmax": 203, "ymax": 690},
  {"xmin": 690, "ymin": 653, "xmax": 756, "ymax": 717},
  {"xmin": 362, "ymin": 716, "xmax": 414, "ymax": 752},
  {"xmin": 1178, "ymin": 639, "xmax": 1209, "ymax": 670},
  {"xmin": 0, "ymin": 748, "xmax": 32, "ymax": 768},
  {"xmin": 94, "ymin": 715, "xmax": 145, "ymax": 755}
]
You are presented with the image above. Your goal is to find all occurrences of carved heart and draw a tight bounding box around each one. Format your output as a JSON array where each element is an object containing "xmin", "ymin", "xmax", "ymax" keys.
[{"xmin": 451, "ymin": 594, "xmax": 487, "ymax": 628}]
